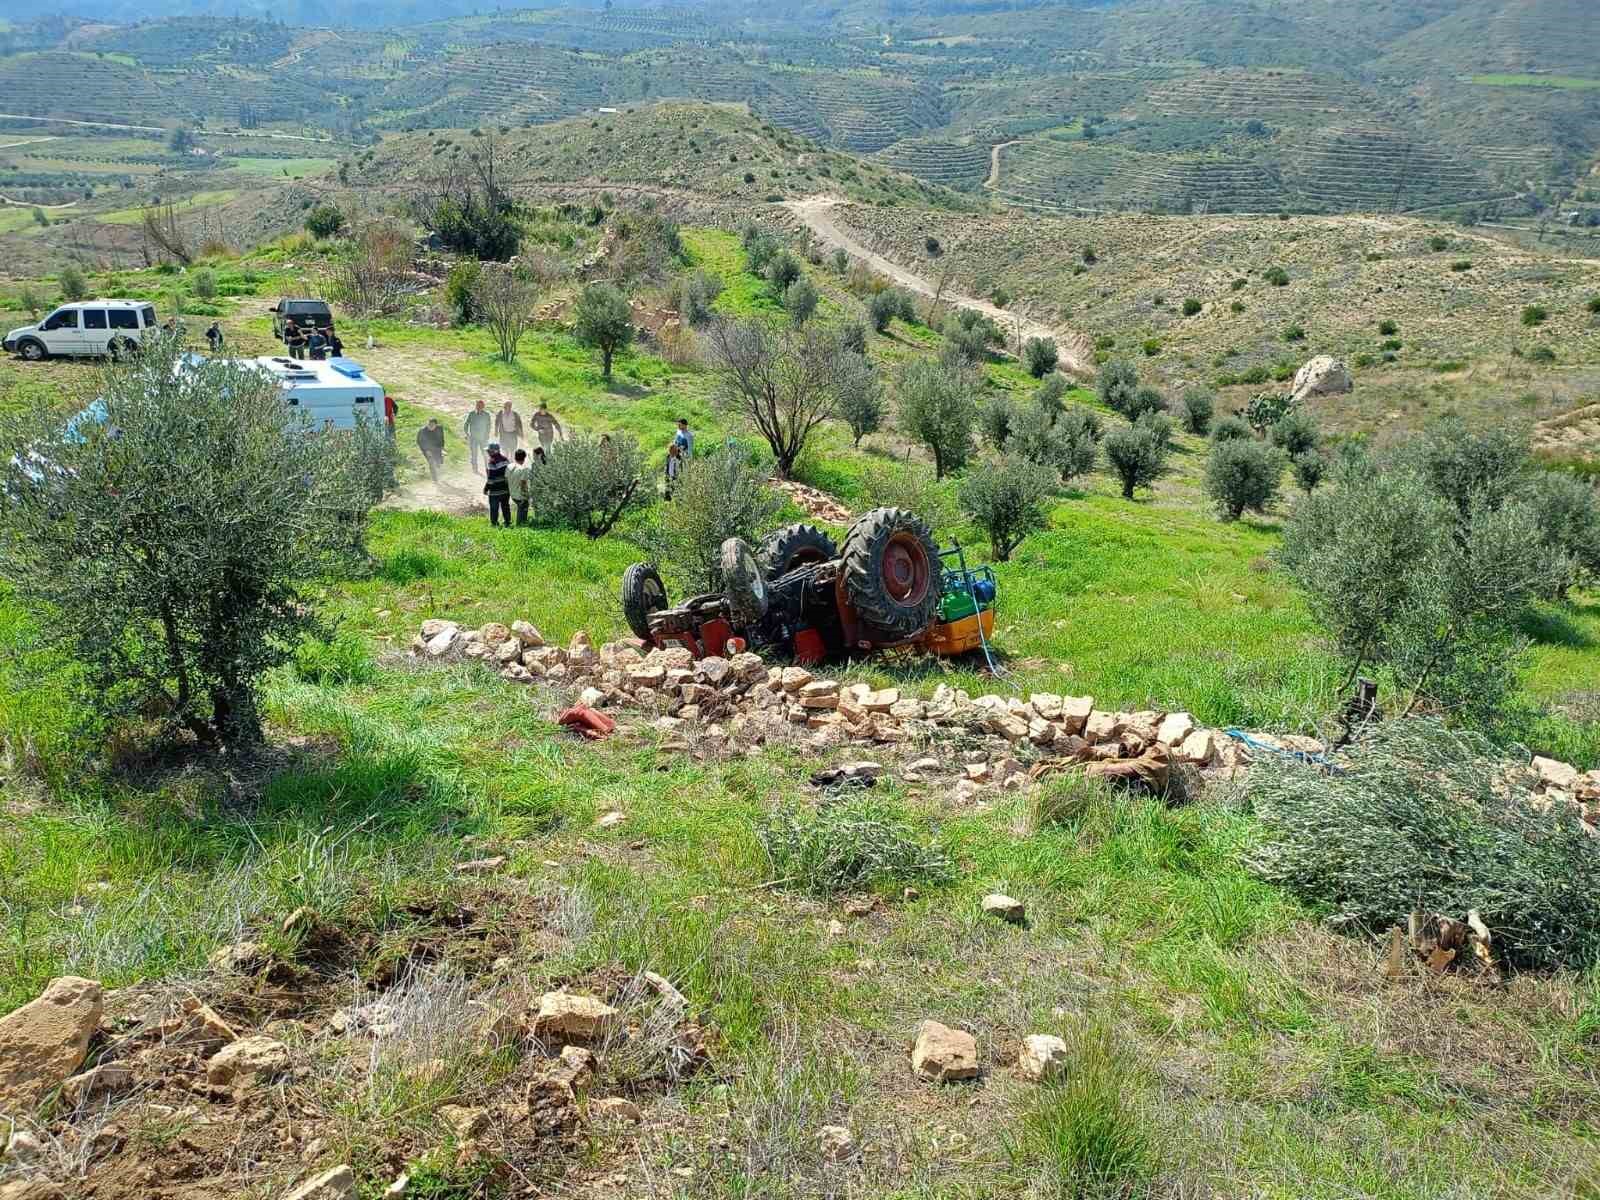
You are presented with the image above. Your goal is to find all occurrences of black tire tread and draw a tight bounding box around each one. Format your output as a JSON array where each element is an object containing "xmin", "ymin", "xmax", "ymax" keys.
[
  {"xmin": 720, "ymin": 537, "xmax": 768, "ymax": 626},
  {"xmin": 841, "ymin": 506, "xmax": 939, "ymax": 641},
  {"xmin": 760, "ymin": 522, "xmax": 839, "ymax": 578},
  {"xmin": 621, "ymin": 562, "xmax": 668, "ymax": 641}
]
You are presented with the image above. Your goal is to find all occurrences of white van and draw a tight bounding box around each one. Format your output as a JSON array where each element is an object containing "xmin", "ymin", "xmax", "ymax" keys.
[
  {"xmin": 247, "ymin": 355, "xmax": 385, "ymax": 431},
  {"xmin": 4, "ymin": 299, "xmax": 160, "ymax": 361}
]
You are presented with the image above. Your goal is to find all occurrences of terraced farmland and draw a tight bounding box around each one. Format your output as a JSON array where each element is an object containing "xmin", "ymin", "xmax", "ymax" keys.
[
  {"xmin": 76, "ymin": 18, "xmax": 293, "ymax": 68},
  {"xmin": 991, "ymin": 138, "xmax": 1292, "ymax": 215},
  {"xmin": 1289, "ymin": 125, "xmax": 1497, "ymax": 213},
  {"xmin": 1144, "ymin": 68, "xmax": 1363, "ymax": 122},
  {"xmin": 873, "ymin": 137, "xmax": 990, "ymax": 190},
  {"xmin": 0, "ymin": 53, "xmax": 167, "ymax": 124}
]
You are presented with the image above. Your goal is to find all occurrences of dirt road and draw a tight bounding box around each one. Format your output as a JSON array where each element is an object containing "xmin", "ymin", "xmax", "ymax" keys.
[{"xmin": 784, "ymin": 194, "xmax": 1088, "ymax": 373}]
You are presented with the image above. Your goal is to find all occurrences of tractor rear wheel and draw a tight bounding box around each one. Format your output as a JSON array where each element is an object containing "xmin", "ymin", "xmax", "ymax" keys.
[
  {"xmin": 841, "ymin": 507, "xmax": 939, "ymax": 641},
  {"xmin": 720, "ymin": 537, "xmax": 769, "ymax": 626},
  {"xmin": 760, "ymin": 522, "xmax": 838, "ymax": 579},
  {"xmin": 621, "ymin": 563, "xmax": 668, "ymax": 641}
]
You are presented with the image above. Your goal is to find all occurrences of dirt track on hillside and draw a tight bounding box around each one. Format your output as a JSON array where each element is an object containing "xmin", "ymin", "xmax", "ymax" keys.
[{"xmin": 784, "ymin": 194, "xmax": 1088, "ymax": 373}]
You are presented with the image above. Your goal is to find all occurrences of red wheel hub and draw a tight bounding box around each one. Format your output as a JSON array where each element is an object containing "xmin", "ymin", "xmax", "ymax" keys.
[{"xmin": 881, "ymin": 533, "xmax": 930, "ymax": 605}]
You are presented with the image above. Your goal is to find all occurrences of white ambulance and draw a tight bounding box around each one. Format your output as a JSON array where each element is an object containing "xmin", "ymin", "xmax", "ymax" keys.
[{"xmin": 246, "ymin": 355, "xmax": 386, "ymax": 431}]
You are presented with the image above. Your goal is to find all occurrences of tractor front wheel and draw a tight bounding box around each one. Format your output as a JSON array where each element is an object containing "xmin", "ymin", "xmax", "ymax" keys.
[
  {"xmin": 720, "ymin": 537, "xmax": 769, "ymax": 626},
  {"xmin": 621, "ymin": 563, "xmax": 669, "ymax": 641},
  {"xmin": 841, "ymin": 507, "xmax": 939, "ymax": 641},
  {"xmin": 760, "ymin": 522, "xmax": 839, "ymax": 579}
]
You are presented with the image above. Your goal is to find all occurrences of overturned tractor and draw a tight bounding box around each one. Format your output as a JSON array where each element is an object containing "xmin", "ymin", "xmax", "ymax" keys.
[{"xmin": 620, "ymin": 507, "xmax": 996, "ymax": 665}]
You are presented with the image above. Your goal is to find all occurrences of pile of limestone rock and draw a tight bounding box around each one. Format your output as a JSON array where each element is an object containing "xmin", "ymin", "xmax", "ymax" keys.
[{"xmin": 409, "ymin": 617, "xmax": 1241, "ymax": 778}]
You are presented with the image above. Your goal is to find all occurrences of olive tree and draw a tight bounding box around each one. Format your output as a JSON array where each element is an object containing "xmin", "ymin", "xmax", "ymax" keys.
[
  {"xmin": 897, "ymin": 353, "xmax": 980, "ymax": 479},
  {"xmin": 705, "ymin": 318, "xmax": 844, "ymax": 479},
  {"xmin": 533, "ymin": 433, "xmax": 646, "ymax": 537},
  {"xmin": 1205, "ymin": 438, "xmax": 1285, "ymax": 521},
  {"xmin": 573, "ymin": 282, "xmax": 634, "ymax": 379},
  {"xmin": 0, "ymin": 342, "xmax": 388, "ymax": 748},
  {"xmin": 834, "ymin": 351, "xmax": 885, "ymax": 448},
  {"xmin": 636, "ymin": 451, "xmax": 783, "ymax": 593},
  {"xmin": 1023, "ymin": 336, "xmax": 1059, "ymax": 378},
  {"xmin": 1103, "ymin": 421, "xmax": 1170, "ymax": 499},
  {"xmin": 959, "ymin": 456, "xmax": 1056, "ymax": 562}
]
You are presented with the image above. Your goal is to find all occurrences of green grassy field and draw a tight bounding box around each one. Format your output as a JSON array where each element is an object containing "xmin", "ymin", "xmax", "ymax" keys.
[
  {"xmin": 2, "ymin": 215, "xmax": 1599, "ymax": 1198},
  {"xmin": 224, "ymin": 155, "xmax": 338, "ymax": 177},
  {"xmin": 1470, "ymin": 74, "xmax": 1600, "ymax": 89}
]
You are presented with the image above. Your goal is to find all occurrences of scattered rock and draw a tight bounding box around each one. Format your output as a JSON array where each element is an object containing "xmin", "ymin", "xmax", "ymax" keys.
[
  {"xmin": 59, "ymin": 1062, "xmax": 135, "ymax": 1107},
  {"xmin": 438, "ymin": 1104, "xmax": 490, "ymax": 1140},
  {"xmin": 282, "ymin": 1165, "xmax": 357, "ymax": 1200},
  {"xmin": 455, "ymin": 855, "xmax": 507, "ymax": 875},
  {"xmin": 780, "ymin": 666, "xmax": 814, "ymax": 693},
  {"xmin": 424, "ymin": 627, "xmax": 460, "ymax": 659},
  {"xmin": 981, "ymin": 893, "xmax": 1025, "ymax": 924},
  {"xmin": 209, "ymin": 941, "xmax": 270, "ymax": 974},
  {"xmin": 596, "ymin": 809, "xmax": 627, "ymax": 828},
  {"xmin": 590, "ymin": 1096, "xmax": 643, "ymax": 1123},
  {"xmin": 534, "ymin": 992, "xmax": 619, "ymax": 1040},
  {"xmin": 419, "ymin": 619, "xmax": 457, "ymax": 639},
  {"xmin": 826, "ymin": 919, "xmax": 847, "ymax": 937},
  {"xmin": 1018, "ymin": 1034, "xmax": 1070, "ymax": 1082},
  {"xmin": 911, "ymin": 1020, "xmax": 979, "ymax": 1083},
  {"xmin": 511, "ymin": 620, "xmax": 544, "ymax": 647},
  {"xmin": 1533, "ymin": 756, "xmax": 1580, "ymax": 791},
  {"xmin": 0, "ymin": 975, "xmax": 103, "ymax": 1113},
  {"xmin": 5, "ymin": 1129, "xmax": 44, "ymax": 1165},
  {"xmin": 206, "ymin": 1035, "xmax": 290, "ymax": 1089},
  {"xmin": 815, "ymin": 1124, "xmax": 855, "ymax": 1161},
  {"xmin": 384, "ymin": 1175, "xmax": 411, "ymax": 1197},
  {"xmin": 1156, "ymin": 712, "xmax": 1195, "ymax": 748}
]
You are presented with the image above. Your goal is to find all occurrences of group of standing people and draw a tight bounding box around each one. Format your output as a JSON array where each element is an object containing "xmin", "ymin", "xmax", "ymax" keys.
[{"xmin": 282, "ymin": 318, "xmax": 344, "ymax": 362}]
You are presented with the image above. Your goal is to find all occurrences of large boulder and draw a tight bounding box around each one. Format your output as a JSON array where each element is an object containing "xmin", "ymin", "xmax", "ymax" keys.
[
  {"xmin": 0, "ymin": 976, "xmax": 103, "ymax": 1113},
  {"xmin": 1290, "ymin": 356, "xmax": 1352, "ymax": 403},
  {"xmin": 534, "ymin": 992, "xmax": 619, "ymax": 1040},
  {"xmin": 206, "ymin": 1035, "xmax": 290, "ymax": 1089}
]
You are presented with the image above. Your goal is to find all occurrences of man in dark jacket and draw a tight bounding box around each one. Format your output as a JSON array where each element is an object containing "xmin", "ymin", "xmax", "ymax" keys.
[
  {"xmin": 483, "ymin": 441, "xmax": 511, "ymax": 527},
  {"xmin": 416, "ymin": 417, "xmax": 445, "ymax": 483}
]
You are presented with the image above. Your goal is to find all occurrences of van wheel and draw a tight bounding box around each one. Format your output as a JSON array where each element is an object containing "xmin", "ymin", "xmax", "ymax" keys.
[{"xmin": 16, "ymin": 339, "xmax": 46, "ymax": 362}]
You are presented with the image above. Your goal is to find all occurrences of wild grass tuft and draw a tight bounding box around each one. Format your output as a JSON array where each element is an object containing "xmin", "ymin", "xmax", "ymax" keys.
[
  {"xmin": 1006, "ymin": 1017, "xmax": 1157, "ymax": 1199},
  {"xmin": 756, "ymin": 795, "xmax": 952, "ymax": 896}
]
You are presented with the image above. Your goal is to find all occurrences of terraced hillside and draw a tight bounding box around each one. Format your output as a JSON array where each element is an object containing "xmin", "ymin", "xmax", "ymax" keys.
[
  {"xmin": 3, "ymin": 0, "xmax": 1600, "ymax": 216},
  {"xmin": 809, "ymin": 199, "xmax": 1600, "ymax": 436}
]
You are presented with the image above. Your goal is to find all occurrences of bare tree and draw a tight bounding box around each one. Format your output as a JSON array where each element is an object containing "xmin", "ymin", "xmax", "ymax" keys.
[
  {"xmin": 140, "ymin": 203, "xmax": 193, "ymax": 266},
  {"xmin": 473, "ymin": 266, "xmax": 540, "ymax": 363},
  {"xmin": 705, "ymin": 319, "xmax": 843, "ymax": 479},
  {"xmin": 323, "ymin": 219, "xmax": 413, "ymax": 317}
]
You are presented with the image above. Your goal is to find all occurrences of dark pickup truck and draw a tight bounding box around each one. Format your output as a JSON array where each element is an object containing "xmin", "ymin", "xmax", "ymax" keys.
[{"xmin": 269, "ymin": 298, "xmax": 334, "ymax": 342}]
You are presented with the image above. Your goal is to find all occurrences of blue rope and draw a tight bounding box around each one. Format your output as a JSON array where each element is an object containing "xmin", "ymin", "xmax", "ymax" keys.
[{"xmin": 1224, "ymin": 727, "xmax": 1336, "ymax": 768}]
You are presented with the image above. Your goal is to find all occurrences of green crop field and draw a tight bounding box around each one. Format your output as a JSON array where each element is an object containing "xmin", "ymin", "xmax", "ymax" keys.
[
  {"xmin": 224, "ymin": 155, "xmax": 338, "ymax": 177},
  {"xmin": 1470, "ymin": 73, "xmax": 1600, "ymax": 90}
]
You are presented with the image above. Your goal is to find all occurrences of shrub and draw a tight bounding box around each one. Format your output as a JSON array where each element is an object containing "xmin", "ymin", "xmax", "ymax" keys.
[
  {"xmin": 1231, "ymin": 278, "xmax": 1247, "ymax": 291},
  {"xmin": 834, "ymin": 351, "xmax": 885, "ymax": 448},
  {"xmin": 1205, "ymin": 438, "xmax": 1284, "ymax": 520},
  {"xmin": 745, "ymin": 231, "xmax": 781, "ymax": 274},
  {"xmin": 1264, "ymin": 266, "xmax": 1289, "ymax": 287},
  {"xmin": 1244, "ymin": 391, "xmax": 1294, "ymax": 437},
  {"xmin": 636, "ymin": 450, "xmax": 782, "ymax": 593},
  {"xmin": 533, "ymin": 434, "xmax": 647, "ymax": 538},
  {"xmin": 1096, "ymin": 360, "xmax": 1139, "ymax": 415},
  {"xmin": 1282, "ymin": 323, "xmax": 1306, "ymax": 342},
  {"xmin": 980, "ymin": 394, "xmax": 1018, "ymax": 451},
  {"xmin": 943, "ymin": 308, "xmax": 1002, "ymax": 363},
  {"xmin": 304, "ymin": 204, "xmax": 345, "ymax": 239},
  {"xmin": 1521, "ymin": 304, "xmax": 1548, "ymax": 327},
  {"xmin": 1141, "ymin": 337, "xmax": 1161, "ymax": 357},
  {"xmin": 830, "ymin": 247, "xmax": 849, "ymax": 274},
  {"xmin": 1523, "ymin": 470, "xmax": 1600, "ymax": 592},
  {"xmin": 1125, "ymin": 387, "xmax": 1167, "ymax": 422},
  {"xmin": 1034, "ymin": 374, "xmax": 1069, "ymax": 415},
  {"xmin": 1428, "ymin": 234, "xmax": 1449, "ymax": 251},
  {"xmin": 869, "ymin": 288, "xmax": 915, "ymax": 333},
  {"xmin": 58, "ymin": 263, "xmax": 87, "ymax": 301},
  {"xmin": 1527, "ymin": 345, "xmax": 1557, "ymax": 364},
  {"xmin": 1378, "ymin": 319, "xmax": 1398, "ymax": 336},
  {"xmin": 1082, "ymin": 245, "xmax": 1097, "ymax": 264},
  {"xmin": 924, "ymin": 236, "xmax": 942, "ymax": 256},
  {"xmin": 783, "ymin": 276, "xmax": 819, "ymax": 326},
  {"xmin": 16, "ymin": 284, "xmax": 43, "ymax": 319},
  {"xmin": 673, "ymin": 270, "xmax": 724, "ymax": 326},
  {"xmin": 1104, "ymin": 423, "xmax": 1170, "ymax": 499},
  {"xmin": 1180, "ymin": 387, "xmax": 1215, "ymax": 435},
  {"xmin": 756, "ymin": 796, "xmax": 951, "ymax": 896},
  {"xmin": 1291, "ymin": 449, "xmax": 1326, "ymax": 494},
  {"xmin": 430, "ymin": 196, "xmax": 520, "ymax": 261},
  {"xmin": 444, "ymin": 260, "xmax": 482, "ymax": 326},
  {"xmin": 0, "ymin": 342, "xmax": 386, "ymax": 747},
  {"xmin": 1181, "ymin": 298, "xmax": 1202, "ymax": 316},
  {"xmin": 1023, "ymin": 336, "xmax": 1059, "ymax": 378},
  {"xmin": 959, "ymin": 456, "xmax": 1055, "ymax": 561},
  {"xmin": 573, "ymin": 283, "xmax": 635, "ymax": 378},
  {"xmin": 474, "ymin": 265, "xmax": 541, "ymax": 364},
  {"xmin": 1411, "ymin": 415, "xmax": 1529, "ymax": 520},
  {"xmin": 1451, "ymin": 260, "xmax": 1473, "ymax": 272},
  {"xmin": 1229, "ymin": 300, "xmax": 1245, "ymax": 314},
  {"xmin": 991, "ymin": 286, "xmax": 1012, "ymax": 309},
  {"xmin": 1211, "ymin": 413, "xmax": 1252, "ymax": 443},
  {"xmin": 765, "ymin": 250, "xmax": 803, "ymax": 296},
  {"xmin": 1587, "ymin": 296, "xmax": 1600, "ymax": 315},
  {"xmin": 1270, "ymin": 408, "xmax": 1320, "ymax": 457},
  {"xmin": 1244, "ymin": 719, "xmax": 1600, "ymax": 970},
  {"xmin": 191, "ymin": 267, "xmax": 217, "ymax": 300},
  {"xmin": 898, "ymin": 354, "xmax": 980, "ymax": 479}
]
